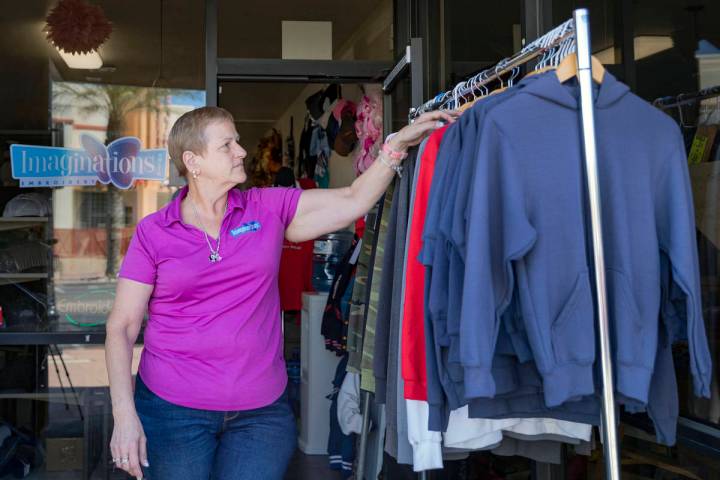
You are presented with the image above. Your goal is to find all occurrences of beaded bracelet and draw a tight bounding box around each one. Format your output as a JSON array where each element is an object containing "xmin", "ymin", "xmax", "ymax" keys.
[
  {"xmin": 378, "ymin": 152, "xmax": 403, "ymax": 178},
  {"xmin": 381, "ymin": 142, "xmax": 409, "ymax": 161}
]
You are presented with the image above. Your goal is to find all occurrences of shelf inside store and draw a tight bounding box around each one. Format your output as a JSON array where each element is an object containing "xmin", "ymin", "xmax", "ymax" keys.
[
  {"xmin": 0, "ymin": 386, "xmax": 117, "ymax": 480},
  {"xmin": 0, "ymin": 317, "xmax": 144, "ymax": 345},
  {"xmin": 0, "ymin": 217, "xmax": 49, "ymax": 231},
  {"xmin": 0, "ymin": 272, "xmax": 49, "ymax": 285}
]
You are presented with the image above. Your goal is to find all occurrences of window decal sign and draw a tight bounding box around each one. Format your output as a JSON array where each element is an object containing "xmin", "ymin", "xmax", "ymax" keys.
[{"xmin": 10, "ymin": 134, "xmax": 167, "ymax": 189}]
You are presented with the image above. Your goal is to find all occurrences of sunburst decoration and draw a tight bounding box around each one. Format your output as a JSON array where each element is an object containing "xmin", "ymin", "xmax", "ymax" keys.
[{"xmin": 44, "ymin": 0, "xmax": 112, "ymax": 54}]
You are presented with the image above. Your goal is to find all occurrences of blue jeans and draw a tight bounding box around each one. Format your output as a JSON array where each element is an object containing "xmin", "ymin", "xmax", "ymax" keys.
[{"xmin": 134, "ymin": 375, "xmax": 297, "ymax": 480}]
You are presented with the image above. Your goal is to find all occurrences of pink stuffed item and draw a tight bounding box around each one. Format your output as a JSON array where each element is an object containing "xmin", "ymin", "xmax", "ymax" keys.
[{"xmin": 354, "ymin": 93, "xmax": 383, "ymax": 175}]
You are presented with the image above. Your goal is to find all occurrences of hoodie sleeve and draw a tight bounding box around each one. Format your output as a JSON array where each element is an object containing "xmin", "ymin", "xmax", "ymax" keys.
[
  {"xmin": 461, "ymin": 121, "xmax": 537, "ymax": 398},
  {"xmin": 406, "ymin": 399, "xmax": 443, "ymax": 472},
  {"xmin": 655, "ymin": 128, "xmax": 712, "ymax": 399},
  {"xmin": 337, "ymin": 371, "xmax": 363, "ymax": 435}
]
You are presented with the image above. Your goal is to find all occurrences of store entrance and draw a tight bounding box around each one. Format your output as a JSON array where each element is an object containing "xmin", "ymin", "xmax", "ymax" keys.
[{"xmin": 211, "ymin": 51, "xmax": 418, "ymax": 476}]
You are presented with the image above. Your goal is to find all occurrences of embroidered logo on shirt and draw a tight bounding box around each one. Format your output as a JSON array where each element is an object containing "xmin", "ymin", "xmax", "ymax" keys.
[{"xmin": 231, "ymin": 221, "xmax": 261, "ymax": 237}]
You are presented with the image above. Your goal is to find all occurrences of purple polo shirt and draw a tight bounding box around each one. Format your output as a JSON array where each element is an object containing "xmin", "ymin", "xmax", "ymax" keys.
[{"xmin": 119, "ymin": 186, "xmax": 302, "ymax": 411}]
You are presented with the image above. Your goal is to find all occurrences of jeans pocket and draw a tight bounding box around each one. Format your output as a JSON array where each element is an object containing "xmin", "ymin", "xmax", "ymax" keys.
[{"xmin": 551, "ymin": 271, "xmax": 596, "ymax": 365}]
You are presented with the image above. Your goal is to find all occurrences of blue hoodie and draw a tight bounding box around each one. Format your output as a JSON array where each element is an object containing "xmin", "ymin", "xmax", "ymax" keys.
[
  {"xmin": 420, "ymin": 73, "xmax": 692, "ymax": 445},
  {"xmin": 421, "ymin": 90, "xmax": 505, "ymax": 429},
  {"xmin": 461, "ymin": 71, "xmax": 712, "ymax": 408},
  {"xmin": 422, "ymin": 76, "xmax": 548, "ymax": 419},
  {"xmin": 421, "ymin": 76, "xmax": 602, "ymax": 431}
]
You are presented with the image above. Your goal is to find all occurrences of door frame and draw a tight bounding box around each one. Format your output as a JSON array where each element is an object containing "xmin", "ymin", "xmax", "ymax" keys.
[
  {"xmin": 205, "ymin": 0, "xmax": 393, "ymax": 104},
  {"xmin": 216, "ymin": 59, "xmax": 392, "ymax": 84}
]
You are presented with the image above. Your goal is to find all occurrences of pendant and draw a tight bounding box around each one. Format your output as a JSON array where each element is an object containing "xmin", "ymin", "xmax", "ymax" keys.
[{"xmin": 209, "ymin": 252, "xmax": 222, "ymax": 263}]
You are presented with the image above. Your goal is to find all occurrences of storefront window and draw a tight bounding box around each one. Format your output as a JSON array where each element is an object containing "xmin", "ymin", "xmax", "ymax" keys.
[
  {"xmin": 49, "ymin": 82, "xmax": 204, "ymax": 329},
  {"xmin": 0, "ymin": 83, "xmax": 202, "ymax": 477},
  {"xmin": 633, "ymin": 0, "xmax": 720, "ymax": 101},
  {"xmin": 552, "ymin": 0, "xmax": 615, "ymax": 62},
  {"xmin": 630, "ymin": 1, "xmax": 720, "ymax": 431},
  {"xmin": 443, "ymin": 1, "xmax": 522, "ymax": 86}
]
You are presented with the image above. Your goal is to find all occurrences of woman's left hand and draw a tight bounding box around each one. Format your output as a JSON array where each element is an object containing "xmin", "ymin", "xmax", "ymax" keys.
[{"xmin": 386, "ymin": 110, "xmax": 460, "ymax": 152}]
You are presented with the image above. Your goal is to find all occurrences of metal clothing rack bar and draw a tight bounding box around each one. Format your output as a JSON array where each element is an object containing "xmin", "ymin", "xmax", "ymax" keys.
[
  {"xmin": 653, "ymin": 85, "xmax": 720, "ymax": 110},
  {"xmin": 356, "ymin": 390, "xmax": 372, "ymax": 480}
]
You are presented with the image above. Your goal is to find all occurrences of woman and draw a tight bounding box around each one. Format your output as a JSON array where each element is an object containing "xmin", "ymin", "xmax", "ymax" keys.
[{"xmin": 105, "ymin": 105, "xmax": 456, "ymax": 480}]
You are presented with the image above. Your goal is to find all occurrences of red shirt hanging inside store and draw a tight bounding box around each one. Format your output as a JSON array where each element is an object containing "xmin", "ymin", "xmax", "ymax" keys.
[
  {"xmin": 279, "ymin": 177, "xmax": 317, "ymax": 312},
  {"xmin": 279, "ymin": 238, "xmax": 314, "ymax": 312}
]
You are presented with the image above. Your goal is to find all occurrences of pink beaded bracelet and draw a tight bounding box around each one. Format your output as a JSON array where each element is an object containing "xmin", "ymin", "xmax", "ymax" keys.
[{"xmin": 381, "ymin": 143, "xmax": 408, "ymax": 161}]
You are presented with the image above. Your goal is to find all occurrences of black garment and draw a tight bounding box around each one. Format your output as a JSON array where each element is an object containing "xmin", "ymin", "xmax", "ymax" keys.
[
  {"xmin": 327, "ymin": 354, "xmax": 355, "ymax": 478},
  {"xmin": 373, "ymin": 147, "xmax": 419, "ymax": 403},
  {"xmin": 297, "ymin": 115, "xmax": 317, "ymax": 179},
  {"xmin": 321, "ymin": 235, "xmax": 361, "ymax": 355},
  {"xmin": 286, "ymin": 116, "xmax": 296, "ymax": 166},
  {"xmin": 274, "ymin": 167, "xmax": 296, "ymax": 187},
  {"xmin": 381, "ymin": 452, "xmax": 471, "ymax": 480},
  {"xmin": 305, "ymin": 85, "xmax": 341, "ymax": 122}
]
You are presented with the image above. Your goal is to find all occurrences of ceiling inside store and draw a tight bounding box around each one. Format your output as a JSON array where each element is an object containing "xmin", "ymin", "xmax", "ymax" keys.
[{"xmin": 25, "ymin": 0, "xmax": 387, "ymax": 90}]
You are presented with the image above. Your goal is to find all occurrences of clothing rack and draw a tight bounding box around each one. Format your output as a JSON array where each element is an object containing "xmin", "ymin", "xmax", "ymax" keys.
[
  {"xmin": 357, "ymin": 9, "xmax": 621, "ymax": 480},
  {"xmin": 653, "ymin": 85, "xmax": 720, "ymax": 110},
  {"xmin": 409, "ymin": 18, "xmax": 576, "ymax": 120}
]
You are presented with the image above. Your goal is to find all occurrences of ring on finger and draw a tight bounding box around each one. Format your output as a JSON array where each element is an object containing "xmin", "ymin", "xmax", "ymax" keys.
[{"xmin": 121, "ymin": 457, "xmax": 129, "ymax": 464}]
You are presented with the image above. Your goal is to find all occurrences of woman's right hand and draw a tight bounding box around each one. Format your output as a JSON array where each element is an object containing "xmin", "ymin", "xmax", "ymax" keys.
[{"xmin": 110, "ymin": 409, "xmax": 148, "ymax": 479}]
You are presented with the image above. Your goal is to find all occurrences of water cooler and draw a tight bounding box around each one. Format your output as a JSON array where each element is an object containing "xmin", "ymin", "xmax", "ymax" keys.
[{"xmin": 298, "ymin": 291, "xmax": 341, "ymax": 455}]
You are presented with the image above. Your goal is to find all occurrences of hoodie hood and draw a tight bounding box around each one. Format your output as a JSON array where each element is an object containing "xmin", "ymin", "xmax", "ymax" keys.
[{"xmin": 521, "ymin": 70, "xmax": 630, "ymax": 110}]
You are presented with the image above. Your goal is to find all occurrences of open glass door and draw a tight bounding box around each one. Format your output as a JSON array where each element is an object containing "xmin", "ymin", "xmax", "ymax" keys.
[
  {"xmin": 354, "ymin": 38, "xmax": 427, "ymax": 480},
  {"xmin": 382, "ymin": 38, "xmax": 426, "ymax": 134}
]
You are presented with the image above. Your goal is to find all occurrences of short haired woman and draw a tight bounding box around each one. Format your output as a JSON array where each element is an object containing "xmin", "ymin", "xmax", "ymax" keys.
[{"xmin": 105, "ymin": 106, "xmax": 456, "ymax": 480}]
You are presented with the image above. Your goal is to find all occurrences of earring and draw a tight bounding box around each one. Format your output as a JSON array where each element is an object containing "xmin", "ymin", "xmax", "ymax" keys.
[{"xmin": 192, "ymin": 170, "xmax": 199, "ymax": 179}]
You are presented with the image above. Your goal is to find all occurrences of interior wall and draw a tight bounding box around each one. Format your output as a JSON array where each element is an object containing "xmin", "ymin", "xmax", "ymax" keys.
[
  {"xmin": 335, "ymin": 0, "xmax": 393, "ymax": 61},
  {"xmin": 218, "ymin": 0, "xmax": 391, "ymax": 60},
  {"xmin": 271, "ymin": 0, "xmax": 393, "ymax": 189}
]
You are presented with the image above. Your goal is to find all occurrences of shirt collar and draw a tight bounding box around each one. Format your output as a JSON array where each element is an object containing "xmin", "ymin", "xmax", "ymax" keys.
[{"xmin": 159, "ymin": 186, "xmax": 246, "ymax": 227}]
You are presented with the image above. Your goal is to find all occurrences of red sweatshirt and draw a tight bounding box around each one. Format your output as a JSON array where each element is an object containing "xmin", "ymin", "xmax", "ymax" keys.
[{"xmin": 401, "ymin": 126, "xmax": 449, "ymax": 400}]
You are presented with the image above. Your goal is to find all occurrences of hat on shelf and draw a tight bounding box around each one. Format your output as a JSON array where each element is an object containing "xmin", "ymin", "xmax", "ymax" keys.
[{"xmin": 2, "ymin": 193, "xmax": 51, "ymax": 217}]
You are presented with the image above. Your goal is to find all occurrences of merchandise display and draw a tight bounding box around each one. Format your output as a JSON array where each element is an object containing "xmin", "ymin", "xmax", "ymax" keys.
[{"xmin": 3, "ymin": 2, "xmax": 720, "ymax": 479}]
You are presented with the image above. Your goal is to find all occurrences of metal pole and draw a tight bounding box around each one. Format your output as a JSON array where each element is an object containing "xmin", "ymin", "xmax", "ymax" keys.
[
  {"xmin": 205, "ymin": 0, "xmax": 218, "ymax": 106},
  {"xmin": 573, "ymin": 8, "xmax": 621, "ymax": 480},
  {"xmin": 356, "ymin": 391, "xmax": 372, "ymax": 480},
  {"xmin": 383, "ymin": 46, "xmax": 412, "ymax": 93},
  {"xmin": 410, "ymin": 38, "xmax": 425, "ymax": 110}
]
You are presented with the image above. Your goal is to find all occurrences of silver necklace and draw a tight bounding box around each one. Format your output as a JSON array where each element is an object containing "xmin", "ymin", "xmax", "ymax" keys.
[{"xmin": 189, "ymin": 197, "xmax": 226, "ymax": 263}]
